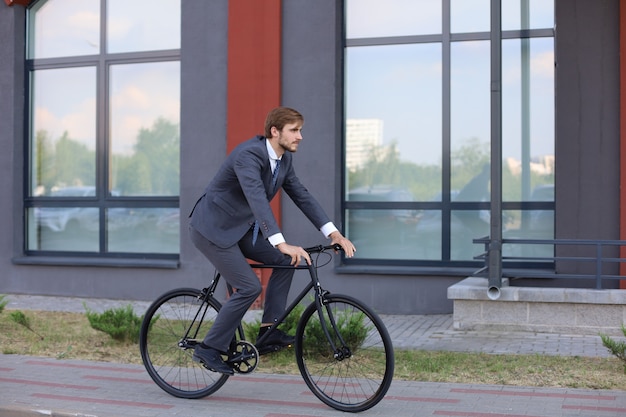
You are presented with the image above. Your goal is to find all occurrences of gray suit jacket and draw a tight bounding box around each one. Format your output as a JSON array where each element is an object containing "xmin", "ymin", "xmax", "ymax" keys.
[{"xmin": 190, "ymin": 135, "xmax": 331, "ymax": 248}]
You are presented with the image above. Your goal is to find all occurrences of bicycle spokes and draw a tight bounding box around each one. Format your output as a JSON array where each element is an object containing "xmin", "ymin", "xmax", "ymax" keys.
[{"xmin": 296, "ymin": 294, "xmax": 394, "ymax": 412}]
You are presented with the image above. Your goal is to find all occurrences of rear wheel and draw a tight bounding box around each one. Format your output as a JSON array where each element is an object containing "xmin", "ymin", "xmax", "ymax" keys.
[
  {"xmin": 139, "ymin": 288, "xmax": 229, "ymax": 398},
  {"xmin": 295, "ymin": 294, "xmax": 394, "ymax": 412}
]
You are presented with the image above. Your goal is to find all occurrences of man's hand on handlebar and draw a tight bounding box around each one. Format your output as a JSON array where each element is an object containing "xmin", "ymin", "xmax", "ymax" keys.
[
  {"xmin": 276, "ymin": 242, "xmax": 312, "ymax": 265},
  {"xmin": 328, "ymin": 231, "xmax": 356, "ymax": 258}
]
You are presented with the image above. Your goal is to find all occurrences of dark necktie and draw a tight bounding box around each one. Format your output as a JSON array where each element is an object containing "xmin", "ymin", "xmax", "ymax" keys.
[{"xmin": 252, "ymin": 159, "xmax": 281, "ymax": 245}]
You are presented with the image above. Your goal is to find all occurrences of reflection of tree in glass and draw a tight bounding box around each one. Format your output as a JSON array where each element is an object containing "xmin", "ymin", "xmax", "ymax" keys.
[
  {"xmin": 34, "ymin": 130, "xmax": 94, "ymax": 194},
  {"xmin": 33, "ymin": 117, "xmax": 180, "ymax": 197},
  {"xmin": 112, "ymin": 117, "xmax": 180, "ymax": 196},
  {"xmin": 451, "ymin": 138, "xmax": 490, "ymax": 201},
  {"xmin": 452, "ymin": 137, "xmax": 555, "ymax": 202},
  {"xmin": 348, "ymin": 140, "xmax": 441, "ymax": 200},
  {"xmin": 348, "ymin": 136, "xmax": 553, "ymax": 203},
  {"xmin": 56, "ymin": 133, "xmax": 94, "ymax": 188}
]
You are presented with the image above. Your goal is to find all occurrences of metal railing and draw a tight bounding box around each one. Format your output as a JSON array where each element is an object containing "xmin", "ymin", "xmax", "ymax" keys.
[{"xmin": 473, "ymin": 236, "xmax": 626, "ymax": 299}]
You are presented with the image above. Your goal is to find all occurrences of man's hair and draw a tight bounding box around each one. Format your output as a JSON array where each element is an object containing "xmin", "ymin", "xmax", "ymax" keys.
[{"xmin": 264, "ymin": 107, "xmax": 303, "ymax": 137}]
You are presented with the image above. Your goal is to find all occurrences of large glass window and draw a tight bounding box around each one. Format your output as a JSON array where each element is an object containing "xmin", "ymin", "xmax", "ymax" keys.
[
  {"xmin": 344, "ymin": 0, "xmax": 554, "ymax": 267},
  {"xmin": 25, "ymin": 0, "xmax": 180, "ymax": 258}
]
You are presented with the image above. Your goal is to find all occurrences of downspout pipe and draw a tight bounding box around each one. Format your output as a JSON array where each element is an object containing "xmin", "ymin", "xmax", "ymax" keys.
[{"xmin": 488, "ymin": 0, "xmax": 503, "ymax": 300}]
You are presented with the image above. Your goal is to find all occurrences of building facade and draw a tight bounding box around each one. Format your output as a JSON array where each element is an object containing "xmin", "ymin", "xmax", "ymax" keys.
[{"xmin": 0, "ymin": 0, "xmax": 622, "ymax": 315}]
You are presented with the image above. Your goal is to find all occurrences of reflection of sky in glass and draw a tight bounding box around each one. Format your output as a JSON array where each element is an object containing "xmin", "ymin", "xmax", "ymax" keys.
[
  {"xmin": 451, "ymin": 0, "xmax": 489, "ymax": 33},
  {"xmin": 502, "ymin": 0, "xmax": 555, "ymax": 30},
  {"xmin": 502, "ymin": 38, "xmax": 555, "ymax": 160},
  {"xmin": 32, "ymin": 67, "xmax": 96, "ymax": 147},
  {"xmin": 28, "ymin": 0, "xmax": 100, "ymax": 59},
  {"xmin": 346, "ymin": 5, "xmax": 554, "ymax": 165},
  {"xmin": 451, "ymin": 0, "xmax": 555, "ymax": 32},
  {"xmin": 107, "ymin": 0, "xmax": 181, "ymax": 53},
  {"xmin": 109, "ymin": 62, "xmax": 180, "ymax": 155},
  {"xmin": 346, "ymin": 0, "xmax": 441, "ymax": 38},
  {"xmin": 347, "ymin": 0, "xmax": 554, "ymax": 37},
  {"xmin": 450, "ymin": 37, "xmax": 555, "ymax": 162},
  {"xmin": 28, "ymin": 0, "xmax": 182, "ymax": 58},
  {"xmin": 451, "ymin": 41, "xmax": 490, "ymax": 148},
  {"xmin": 346, "ymin": 43, "xmax": 442, "ymax": 165}
]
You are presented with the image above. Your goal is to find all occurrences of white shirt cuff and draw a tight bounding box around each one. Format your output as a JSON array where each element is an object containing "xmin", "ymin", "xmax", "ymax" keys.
[
  {"xmin": 320, "ymin": 222, "xmax": 338, "ymax": 238},
  {"xmin": 268, "ymin": 233, "xmax": 286, "ymax": 247}
]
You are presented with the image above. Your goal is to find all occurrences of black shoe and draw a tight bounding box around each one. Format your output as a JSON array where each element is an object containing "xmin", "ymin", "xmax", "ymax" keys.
[
  {"xmin": 193, "ymin": 345, "xmax": 234, "ymax": 375},
  {"xmin": 255, "ymin": 327, "xmax": 295, "ymax": 354}
]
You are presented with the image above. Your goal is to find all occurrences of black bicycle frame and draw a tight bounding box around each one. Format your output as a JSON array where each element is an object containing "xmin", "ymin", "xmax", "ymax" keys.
[
  {"xmin": 196, "ymin": 259, "xmax": 346, "ymax": 353},
  {"xmin": 246, "ymin": 263, "xmax": 313, "ymax": 348}
]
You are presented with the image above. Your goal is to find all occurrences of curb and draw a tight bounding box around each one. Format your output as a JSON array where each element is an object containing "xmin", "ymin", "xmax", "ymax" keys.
[{"xmin": 0, "ymin": 406, "xmax": 99, "ymax": 417}]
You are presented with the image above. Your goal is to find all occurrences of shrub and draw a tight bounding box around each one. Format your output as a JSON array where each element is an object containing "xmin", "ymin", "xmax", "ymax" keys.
[
  {"xmin": 303, "ymin": 309, "xmax": 370, "ymax": 358},
  {"xmin": 9, "ymin": 310, "xmax": 30, "ymax": 327},
  {"xmin": 0, "ymin": 295, "xmax": 7, "ymax": 313},
  {"xmin": 9, "ymin": 310, "xmax": 43, "ymax": 339},
  {"xmin": 600, "ymin": 325, "xmax": 626, "ymax": 373},
  {"xmin": 244, "ymin": 303, "xmax": 305, "ymax": 343},
  {"xmin": 85, "ymin": 304, "xmax": 143, "ymax": 343},
  {"xmin": 243, "ymin": 301, "xmax": 370, "ymax": 358}
]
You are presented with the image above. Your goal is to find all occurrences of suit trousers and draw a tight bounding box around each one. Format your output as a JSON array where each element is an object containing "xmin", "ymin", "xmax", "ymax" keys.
[{"xmin": 189, "ymin": 225, "xmax": 295, "ymax": 352}]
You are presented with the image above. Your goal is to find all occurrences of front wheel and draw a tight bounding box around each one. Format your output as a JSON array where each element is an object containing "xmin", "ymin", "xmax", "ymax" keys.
[
  {"xmin": 139, "ymin": 288, "xmax": 229, "ymax": 399},
  {"xmin": 295, "ymin": 294, "xmax": 394, "ymax": 412}
]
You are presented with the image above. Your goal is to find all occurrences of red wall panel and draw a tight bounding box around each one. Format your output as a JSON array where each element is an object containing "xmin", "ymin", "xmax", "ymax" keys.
[
  {"xmin": 619, "ymin": 0, "xmax": 626, "ymax": 289},
  {"xmin": 227, "ymin": 0, "xmax": 282, "ymax": 305}
]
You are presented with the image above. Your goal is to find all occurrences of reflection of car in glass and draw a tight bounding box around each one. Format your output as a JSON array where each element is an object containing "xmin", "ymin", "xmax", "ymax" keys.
[
  {"xmin": 527, "ymin": 184, "xmax": 554, "ymax": 233},
  {"xmin": 35, "ymin": 186, "xmax": 135, "ymax": 233},
  {"xmin": 501, "ymin": 184, "xmax": 554, "ymax": 236},
  {"xmin": 415, "ymin": 166, "xmax": 491, "ymax": 260},
  {"xmin": 501, "ymin": 184, "xmax": 555, "ymax": 259},
  {"xmin": 414, "ymin": 190, "xmax": 489, "ymax": 260},
  {"xmin": 348, "ymin": 186, "xmax": 416, "ymax": 222},
  {"xmin": 156, "ymin": 210, "xmax": 180, "ymax": 235},
  {"xmin": 35, "ymin": 186, "xmax": 96, "ymax": 233},
  {"xmin": 347, "ymin": 186, "xmax": 419, "ymax": 258}
]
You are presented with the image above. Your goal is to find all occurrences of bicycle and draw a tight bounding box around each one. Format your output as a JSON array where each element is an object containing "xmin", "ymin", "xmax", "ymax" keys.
[{"xmin": 139, "ymin": 244, "xmax": 394, "ymax": 412}]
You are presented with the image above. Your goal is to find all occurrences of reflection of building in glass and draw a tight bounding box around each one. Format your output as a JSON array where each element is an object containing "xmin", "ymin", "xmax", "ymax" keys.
[
  {"xmin": 505, "ymin": 154, "xmax": 555, "ymax": 176},
  {"xmin": 346, "ymin": 119, "xmax": 383, "ymax": 171}
]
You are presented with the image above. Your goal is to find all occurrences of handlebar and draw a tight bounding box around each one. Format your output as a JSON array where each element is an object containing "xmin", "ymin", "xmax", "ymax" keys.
[
  {"xmin": 248, "ymin": 244, "xmax": 342, "ymax": 270},
  {"xmin": 304, "ymin": 244, "xmax": 343, "ymax": 254}
]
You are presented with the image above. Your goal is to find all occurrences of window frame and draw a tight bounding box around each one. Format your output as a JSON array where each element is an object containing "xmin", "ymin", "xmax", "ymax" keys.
[
  {"xmin": 22, "ymin": 0, "xmax": 181, "ymax": 264},
  {"xmin": 342, "ymin": 1, "xmax": 555, "ymax": 272}
]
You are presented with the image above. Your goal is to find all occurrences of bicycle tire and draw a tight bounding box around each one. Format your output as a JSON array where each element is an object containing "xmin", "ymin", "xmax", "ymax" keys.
[
  {"xmin": 295, "ymin": 294, "xmax": 394, "ymax": 412},
  {"xmin": 139, "ymin": 287, "xmax": 229, "ymax": 399}
]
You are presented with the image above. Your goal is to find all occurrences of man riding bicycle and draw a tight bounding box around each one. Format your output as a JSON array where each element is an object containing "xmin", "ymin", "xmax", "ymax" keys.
[{"xmin": 188, "ymin": 107, "xmax": 356, "ymax": 374}]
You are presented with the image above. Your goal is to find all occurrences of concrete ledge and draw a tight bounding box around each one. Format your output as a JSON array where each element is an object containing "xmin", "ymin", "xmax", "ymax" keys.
[{"xmin": 448, "ymin": 277, "xmax": 626, "ymax": 336}]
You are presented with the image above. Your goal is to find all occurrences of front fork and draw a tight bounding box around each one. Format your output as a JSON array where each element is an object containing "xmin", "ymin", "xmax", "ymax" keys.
[{"xmin": 314, "ymin": 288, "xmax": 352, "ymax": 361}]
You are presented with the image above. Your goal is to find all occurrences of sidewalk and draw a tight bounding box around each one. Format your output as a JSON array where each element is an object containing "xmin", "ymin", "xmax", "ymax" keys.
[{"xmin": 0, "ymin": 294, "xmax": 624, "ymax": 417}]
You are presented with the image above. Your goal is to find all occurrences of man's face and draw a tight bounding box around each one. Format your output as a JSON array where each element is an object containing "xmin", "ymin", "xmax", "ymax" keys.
[{"xmin": 275, "ymin": 122, "xmax": 303, "ymax": 153}]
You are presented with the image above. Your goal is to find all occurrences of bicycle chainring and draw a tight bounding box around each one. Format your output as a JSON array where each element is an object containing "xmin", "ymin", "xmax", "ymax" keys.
[{"xmin": 226, "ymin": 340, "xmax": 259, "ymax": 374}]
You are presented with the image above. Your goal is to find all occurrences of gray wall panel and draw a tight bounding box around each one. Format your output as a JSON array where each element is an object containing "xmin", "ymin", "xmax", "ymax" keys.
[
  {"xmin": 0, "ymin": 6, "xmax": 25, "ymax": 294},
  {"xmin": 179, "ymin": 0, "xmax": 229, "ymax": 285},
  {"xmin": 553, "ymin": 0, "xmax": 620, "ymax": 285},
  {"xmin": 556, "ymin": 0, "xmax": 620, "ymax": 241}
]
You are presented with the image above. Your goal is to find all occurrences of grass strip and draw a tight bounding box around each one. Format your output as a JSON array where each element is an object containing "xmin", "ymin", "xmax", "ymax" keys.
[{"xmin": 0, "ymin": 310, "xmax": 624, "ymax": 390}]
